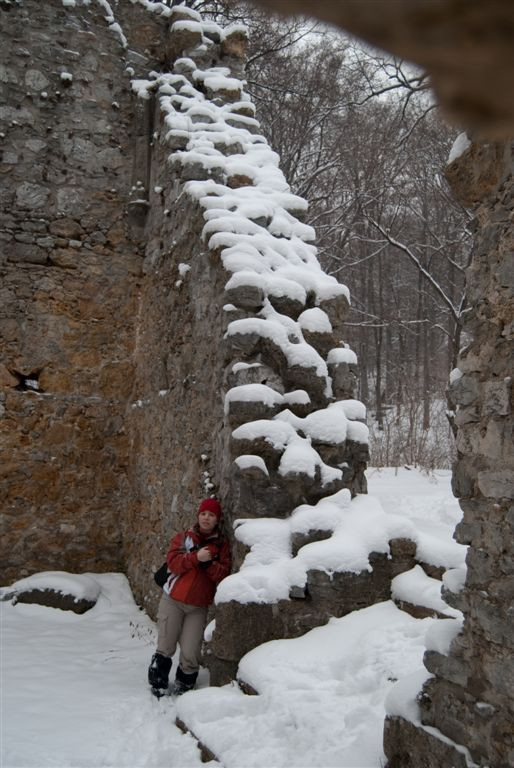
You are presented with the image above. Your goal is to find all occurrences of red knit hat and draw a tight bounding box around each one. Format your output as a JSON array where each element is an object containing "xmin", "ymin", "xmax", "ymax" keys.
[{"xmin": 198, "ymin": 498, "xmax": 222, "ymax": 520}]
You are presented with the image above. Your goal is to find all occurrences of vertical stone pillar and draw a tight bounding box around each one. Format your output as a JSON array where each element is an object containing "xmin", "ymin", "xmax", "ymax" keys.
[
  {"xmin": 384, "ymin": 140, "xmax": 514, "ymax": 768},
  {"xmin": 0, "ymin": 0, "xmax": 144, "ymax": 580}
]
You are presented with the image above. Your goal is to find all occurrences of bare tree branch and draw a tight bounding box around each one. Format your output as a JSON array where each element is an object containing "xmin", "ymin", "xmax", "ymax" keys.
[{"xmin": 366, "ymin": 217, "xmax": 462, "ymax": 325}]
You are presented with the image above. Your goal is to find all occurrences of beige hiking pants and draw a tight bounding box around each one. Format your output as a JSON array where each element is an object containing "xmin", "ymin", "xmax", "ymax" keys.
[{"xmin": 156, "ymin": 592, "xmax": 208, "ymax": 674}]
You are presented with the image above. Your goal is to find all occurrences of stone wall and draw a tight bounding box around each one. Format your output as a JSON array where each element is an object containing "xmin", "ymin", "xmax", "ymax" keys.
[
  {"xmin": 122, "ymin": 135, "xmax": 229, "ymax": 612},
  {"xmin": 1, "ymin": 1, "xmax": 369, "ymax": 631},
  {"xmin": 0, "ymin": 0, "xmax": 246, "ymax": 609},
  {"xmin": 4, "ymin": 6, "xmax": 512, "ymax": 766},
  {"xmin": 0, "ymin": 0, "xmax": 144, "ymax": 580},
  {"xmin": 118, "ymin": 6, "xmax": 372, "ymax": 633},
  {"xmin": 384, "ymin": 143, "xmax": 513, "ymax": 768}
]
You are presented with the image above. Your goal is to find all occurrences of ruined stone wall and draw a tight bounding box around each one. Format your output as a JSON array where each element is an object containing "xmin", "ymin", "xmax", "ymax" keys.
[
  {"xmin": 0, "ymin": 0, "xmax": 233, "ymax": 602},
  {"xmin": 122, "ymin": 130, "xmax": 229, "ymax": 612},
  {"xmin": 244, "ymin": 3, "xmax": 513, "ymax": 765},
  {"xmin": 119, "ymin": 6, "xmax": 371, "ymax": 627},
  {"xmin": 1, "ymin": 1, "xmax": 370, "ymax": 637},
  {"xmin": 384, "ymin": 143, "xmax": 514, "ymax": 768},
  {"xmin": 0, "ymin": 0, "xmax": 144, "ymax": 580},
  {"xmin": 4, "ymin": 4, "xmax": 512, "ymax": 767}
]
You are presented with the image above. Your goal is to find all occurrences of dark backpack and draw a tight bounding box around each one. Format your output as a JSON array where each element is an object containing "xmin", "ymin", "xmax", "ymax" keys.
[{"xmin": 153, "ymin": 562, "xmax": 169, "ymax": 588}]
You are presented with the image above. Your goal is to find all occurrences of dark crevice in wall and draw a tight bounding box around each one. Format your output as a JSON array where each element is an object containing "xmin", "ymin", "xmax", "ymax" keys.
[{"xmin": 9, "ymin": 369, "xmax": 44, "ymax": 393}]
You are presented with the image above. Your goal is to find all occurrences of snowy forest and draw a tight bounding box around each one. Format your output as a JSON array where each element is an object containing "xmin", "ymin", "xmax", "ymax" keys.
[{"xmin": 193, "ymin": 0, "xmax": 469, "ymax": 469}]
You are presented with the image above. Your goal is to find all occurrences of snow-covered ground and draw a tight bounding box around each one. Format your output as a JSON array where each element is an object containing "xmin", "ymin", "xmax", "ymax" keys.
[{"xmin": 1, "ymin": 468, "xmax": 465, "ymax": 768}]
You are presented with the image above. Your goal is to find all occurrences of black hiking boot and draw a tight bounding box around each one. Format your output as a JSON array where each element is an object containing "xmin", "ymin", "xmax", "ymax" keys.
[
  {"xmin": 170, "ymin": 666, "xmax": 198, "ymax": 696},
  {"xmin": 148, "ymin": 652, "xmax": 172, "ymax": 693}
]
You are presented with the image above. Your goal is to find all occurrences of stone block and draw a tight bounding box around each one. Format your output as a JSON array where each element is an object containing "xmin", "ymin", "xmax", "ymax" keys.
[
  {"xmin": 226, "ymin": 398, "xmax": 281, "ymax": 428},
  {"xmin": 477, "ymin": 470, "xmax": 514, "ymax": 500},
  {"xmin": 167, "ymin": 25, "xmax": 203, "ymax": 60},
  {"xmin": 420, "ymin": 677, "xmax": 479, "ymax": 755},
  {"xmin": 0, "ymin": 364, "xmax": 18, "ymax": 388},
  {"xmin": 278, "ymin": 467, "xmax": 326, "ymax": 508},
  {"xmin": 15, "ymin": 182, "xmax": 50, "ymax": 210},
  {"xmin": 211, "ymin": 601, "xmax": 276, "ymax": 662},
  {"xmin": 47, "ymin": 248, "xmax": 78, "ymax": 268},
  {"xmin": 483, "ymin": 378, "xmax": 512, "ymax": 416},
  {"xmin": 451, "ymin": 457, "xmax": 479, "ymax": 499},
  {"xmin": 205, "ymin": 84, "xmax": 242, "ymax": 104},
  {"xmin": 312, "ymin": 440, "xmax": 346, "ymax": 467},
  {"xmin": 469, "ymin": 595, "xmax": 514, "ymax": 647},
  {"xmin": 301, "ymin": 328, "xmax": 335, "ymax": 359},
  {"xmin": 220, "ymin": 29, "xmax": 248, "ymax": 60},
  {"xmin": 224, "ymin": 282, "xmax": 264, "ymax": 311},
  {"xmin": 383, "ymin": 715, "xmax": 469, "ymax": 768},
  {"xmin": 423, "ymin": 650, "xmax": 469, "ymax": 688},
  {"xmin": 317, "ymin": 293, "xmax": 349, "ymax": 337},
  {"xmin": 226, "ymin": 174, "xmax": 254, "ymax": 189},
  {"xmin": 328, "ymin": 360, "xmax": 357, "ymax": 399},
  {"xmin": 445, "ymin": 141, "xmax": 512, "ymax": 208},
  {"xmin": 9, "ymin": 242, "xmax": 47, "ymax": 264},
  {"xmin": 202, "ymin": 649, "xmax": 238, "ymax": 688},
  {"xmin": 441, "ymin": 585, "xmax": 469, "ymax": 613},
  {"xmin": 267, "ymin": 293, "xmax": 304, "ymax": 319},
  {"xmin": 465, "ymin": 546, "xmax": 495, "ymax": 586},
  {"xmin": 13, "ymin": 588, "xmax": 96, "ymax": 614},
  {"xmin": 230, "ymin": 433, "xmax": 283, "ymax": 470},
  {"xmin": 291, "ymin": 528, "xmax": 333, "ymax": 556},
  {"xmin": 229, "ymin": 460, "xmax": 294, "ymax": 520},
  {"xmin": 284, "ymin": 364, "xmax": 328, "ymax": 408},
  {"xmin": 448, "ymin": 372, "xmax": 480, "ymax": 407},
  {"xmin": 306, "ymin": 554, "xmax": 392, "ymax": 613},
  {"xmin": 224, "ymin": 361, "xmax": 283, "ymax": 392}
]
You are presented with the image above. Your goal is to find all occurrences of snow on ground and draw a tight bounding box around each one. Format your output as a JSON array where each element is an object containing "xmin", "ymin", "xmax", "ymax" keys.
[
  {"xmin": 1, "ymin": 574, "xmax": 204, "ymax": 768},
  {"xmin": 366, "ymin": 466, "xmax": 465, "ymax": 568},
  {"xmin": 2, "ymin": 468, "xmax": 464, "ymax": 768}
]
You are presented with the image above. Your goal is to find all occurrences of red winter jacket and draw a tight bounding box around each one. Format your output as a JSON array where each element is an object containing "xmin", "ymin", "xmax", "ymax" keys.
[{"xmin": 164, "ymin": 524, "xmax": 231, "ymax": 607}]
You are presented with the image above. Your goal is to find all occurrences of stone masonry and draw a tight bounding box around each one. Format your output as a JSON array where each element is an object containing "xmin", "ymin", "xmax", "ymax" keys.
[
  {"xmin": 2, "ymin": 3, "xmax": 513, "ymax": 767},
  {"xmin": 249, "ymin": 5, "xmax": 514, "ymax": 766},
  {"xmin": 1, "ymin": 0, "xmax": 144, "ymax": 578},
  {"xmin": 383, "ymin": 143, "xmax": 514, "ymax": 768},
  {"xmin": 1, "ymin": 0, "xmax": 371, "ymax": 625}
]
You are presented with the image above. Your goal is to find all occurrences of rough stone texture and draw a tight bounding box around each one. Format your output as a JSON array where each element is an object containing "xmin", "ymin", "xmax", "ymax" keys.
[
  {"xmin": 384, "ymin": 143, "xmax": 514, "ymax": 768},
  {"xmin": 123, "ymin": 162, "xmax": 229, "ymax": 615},
  {"xmin": 383, "ymin": 716, "xmax": 469, "ymax": 768},
  {"xmin": 0, "ymin": 0, "xmax": 144, "ymax": 581},
  {"xmin": 12, "ymin": 588, "xmax": 96, "ymax": 614},
  {"xmin": 209, "ymin": 542, "xmax": 426, "ymax": 687},
  {"xmin": 3, "ymin": 5, "xmax": 513, "ymax": 768},
  {"xmin": 1, "ymin": 2, "xmax": 368, "ymax": 631},
  {"xmin": 0, "ymin": 0, "xmax": 231, "ymax": 608},
  {"xmin": 253, "ymin": 0, "xmax": 514, "ymax": 139}
]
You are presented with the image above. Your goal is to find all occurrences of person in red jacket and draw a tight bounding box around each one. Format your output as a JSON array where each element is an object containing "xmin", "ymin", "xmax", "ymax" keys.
[{"xmin": 148, "ymin": 498, "xmax": 231, "ymax": 696}]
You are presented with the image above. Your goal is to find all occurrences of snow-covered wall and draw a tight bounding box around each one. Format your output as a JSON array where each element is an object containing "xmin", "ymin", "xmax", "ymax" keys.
[
  {"xmin": 384, "ymin": 141, "xmax": 514, "ymax": 768},
  {"xmin": 123, "ymin": 4, "xmax": 370, "ymax": 634},
  {"xmin": 1, "ymin": 0, "xmax": 368, "ymax": 675}
]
